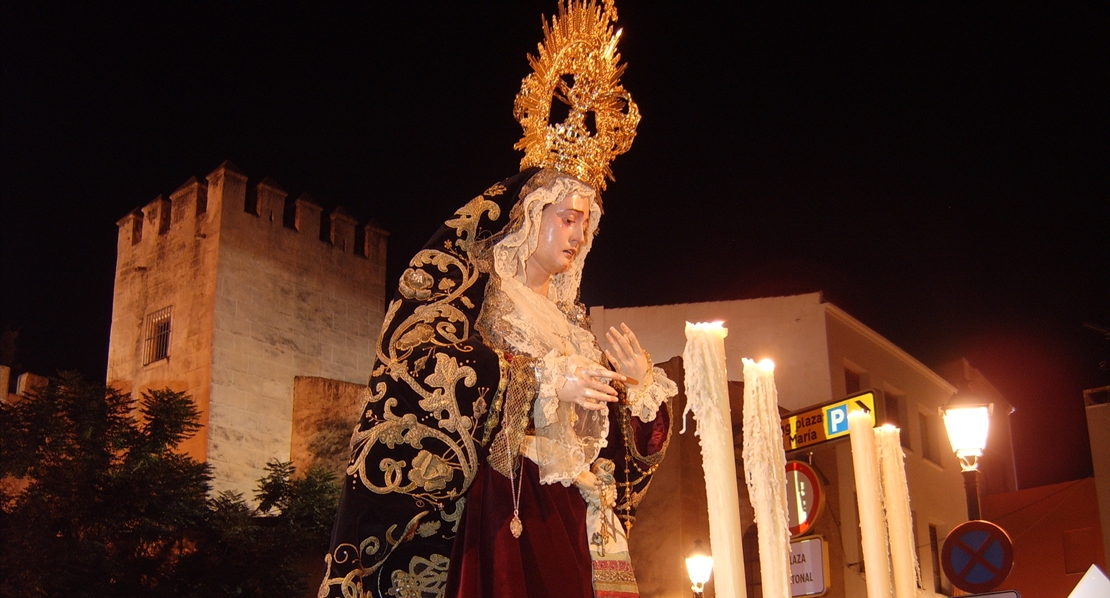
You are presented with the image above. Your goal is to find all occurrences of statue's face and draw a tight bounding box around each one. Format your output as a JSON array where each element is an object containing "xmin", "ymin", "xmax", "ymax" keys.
[{"xmin": 527, "ymin": 190, "xmax": 592, "ymax": 281}]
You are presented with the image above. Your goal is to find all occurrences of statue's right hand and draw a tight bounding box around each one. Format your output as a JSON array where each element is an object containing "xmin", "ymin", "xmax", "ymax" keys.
[{"xmin": 557, "ymin": 367, "xmax": 620, "ymax": 411}]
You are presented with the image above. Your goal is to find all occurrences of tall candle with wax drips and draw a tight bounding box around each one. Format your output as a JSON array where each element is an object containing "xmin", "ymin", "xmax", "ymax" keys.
[
  {"xmin": 849, "ymin": 409, "xmax": 892, "ymax": 598},
  {"xmin": 682, "ymin": 322, "xmax": 747, "ymax": 598}
]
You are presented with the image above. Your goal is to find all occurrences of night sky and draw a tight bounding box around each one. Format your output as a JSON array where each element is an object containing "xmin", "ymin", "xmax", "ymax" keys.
[{"xmin": 3, "ymin": 2, "xmax": 1106, "ymax": 489}]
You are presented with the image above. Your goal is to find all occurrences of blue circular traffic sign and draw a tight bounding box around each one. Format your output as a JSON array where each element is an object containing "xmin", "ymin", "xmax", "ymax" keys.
[{"xmin": 940, "ymin": 520, "xmax": 1014, "ymax": 594}]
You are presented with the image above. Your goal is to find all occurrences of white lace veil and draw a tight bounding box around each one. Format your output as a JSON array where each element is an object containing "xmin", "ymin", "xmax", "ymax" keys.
[
  {"xmin": 484, "ymin": 171, "xmax": 610, "ymax": 485},
  {"xmin": 490, "ymin": 173, "xmax": 601, "ymax": 308}
]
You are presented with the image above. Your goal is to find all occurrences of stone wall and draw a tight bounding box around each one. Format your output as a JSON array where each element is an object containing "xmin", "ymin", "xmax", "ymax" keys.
[
  {"xmin": 206, "ymin": 163, "xmax": 387, "ymax": 495},
  {"xmin": 107, "ymin": 161, "xmax": 387, "ymax": 497},
  {"xmin": 290, "ymin": 375, "xmax": 366, "ymax": 480},
  {"xmin": 106, "ymin": 175, "xmax": 218, "ymax": 462}
]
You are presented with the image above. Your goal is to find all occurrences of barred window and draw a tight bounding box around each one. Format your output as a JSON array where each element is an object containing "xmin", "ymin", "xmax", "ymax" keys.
[{"xmin": 143, "ymin": 306, "xmax": 172, "ymax": 365}]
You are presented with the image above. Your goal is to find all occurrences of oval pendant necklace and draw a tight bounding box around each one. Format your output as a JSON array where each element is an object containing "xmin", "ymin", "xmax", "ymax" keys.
[{"xmin": 507, "ymin": 438, "xmax": 524, "ymax": 538}]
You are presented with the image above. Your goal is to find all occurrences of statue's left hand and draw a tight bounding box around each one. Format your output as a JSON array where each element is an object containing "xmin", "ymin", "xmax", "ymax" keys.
[{"xmin": 604, "ymin": 323, "xmax": 650, "ymax": 388}]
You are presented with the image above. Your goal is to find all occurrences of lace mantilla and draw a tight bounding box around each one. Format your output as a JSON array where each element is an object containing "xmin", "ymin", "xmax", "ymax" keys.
[{"xmin": 476, "ymin": 171, "xmax": 674, "ymax": 487}]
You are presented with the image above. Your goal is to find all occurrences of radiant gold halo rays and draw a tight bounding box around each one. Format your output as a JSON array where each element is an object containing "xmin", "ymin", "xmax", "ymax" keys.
[{"xmin": 514, "ymin": 0, "xmax": 640, "ymax": 192}]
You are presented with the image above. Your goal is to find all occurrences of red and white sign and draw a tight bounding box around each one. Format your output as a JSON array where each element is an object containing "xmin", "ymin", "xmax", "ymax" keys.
[{"xmin": 786, "ymin": 460, "xmax": 825, "ymax": 537}]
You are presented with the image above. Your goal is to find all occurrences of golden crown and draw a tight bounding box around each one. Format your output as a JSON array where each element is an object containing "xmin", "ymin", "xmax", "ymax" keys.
[{"xmin": 514, "ymin": 0, "xmax": 640, "ymax": 191}]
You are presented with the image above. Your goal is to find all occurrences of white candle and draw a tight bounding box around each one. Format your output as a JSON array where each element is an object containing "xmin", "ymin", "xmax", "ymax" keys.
[
  {"xmin": 876, "ymin": 425, "xmax": 919, "ymax": 598},
  {"xmin": 682, "ymin": 322, "xmax": 747, "ymax": 598},
  {"xmin": 741, "ymin": 358, "xmax": 791, "ymax": 598},
  {"xmin": 848, "ymin": 409, "xmax": 892, "ymax": 598}
]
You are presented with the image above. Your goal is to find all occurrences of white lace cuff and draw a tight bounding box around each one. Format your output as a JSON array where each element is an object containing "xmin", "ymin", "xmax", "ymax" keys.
[
  {"xmin": 523, "ymin": 434, "xmax": 588, "ymax": 487},
  {"xmin": 536, "ymin": 351, "xmax": 597, "ymax": 428},
  {"xmin": 536, "ymin": 350, "xmax": 567, "ymax": 428},
  {"xmin": 529, "ymin": 350, "xmax": 613, "ymax": 486},
  {"xmin": 626, "ymin": 366, "xmax": 677, "ymax": 422}
]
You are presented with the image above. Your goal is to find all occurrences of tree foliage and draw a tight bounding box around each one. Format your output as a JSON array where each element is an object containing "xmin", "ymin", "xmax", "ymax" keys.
[
  {"xmin": 1, "ymin": 373, "xmax": 340, "ymax": 598},
  {"xmin": 174, "ymin": 461, "xmax": 341, "ymax": 598}
]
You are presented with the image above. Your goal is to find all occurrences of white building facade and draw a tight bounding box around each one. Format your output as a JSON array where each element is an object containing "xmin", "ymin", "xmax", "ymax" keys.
[{"xmin": 592, "ymin": 292, "xmax": 995, "ymax": 597}]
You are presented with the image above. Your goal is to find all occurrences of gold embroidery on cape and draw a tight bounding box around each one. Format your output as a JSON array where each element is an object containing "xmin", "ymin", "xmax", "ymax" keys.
[
  {"xmin": 389, "ymin": 553, "xmax": 450, "ymax": 598},
  {"xmin": 317, "ymin": 509, "xmax": 436, "ymax": 598},
  {"xmin": 349, "ymin": 195, "xmax": 504, "ymax": 504},
  {"xmin": 442, "ymin": 496, "xmax": 466, "ymax": 534},
  {"xmin": 445, "ymin": 195, "xmax": 500, "ymax": 253},
  {"xmin": 349, "ymin": 353, "xmax": 479, "ymax": 501}
]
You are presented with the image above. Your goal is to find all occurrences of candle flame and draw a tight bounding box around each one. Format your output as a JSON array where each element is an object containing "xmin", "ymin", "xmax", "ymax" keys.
[
  {"xmin": 686, "ymin": 320, "xmax": 725, "ymax": 331},
  {"xmin": 691, "ymin": 321, "xmax": 723, "ymax": 328},
  {"xmin": 757, "ymin": 358, "xmax": 775, "ymax": 373}
]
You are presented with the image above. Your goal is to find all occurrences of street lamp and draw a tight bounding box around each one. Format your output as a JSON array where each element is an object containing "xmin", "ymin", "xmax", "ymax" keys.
[
  {"xmin": 685, "ymin": 540, "xmax": 713, "ymax": 598},
  {"xmin": 941, "ymin": 386, "xmax": 992, "ymax": 520}
]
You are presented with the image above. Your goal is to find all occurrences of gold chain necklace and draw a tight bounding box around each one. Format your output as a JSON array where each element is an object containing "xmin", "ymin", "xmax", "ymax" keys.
[{"xmin": 507, "ymin": 439, "xmax": 524, "ymax": 538}]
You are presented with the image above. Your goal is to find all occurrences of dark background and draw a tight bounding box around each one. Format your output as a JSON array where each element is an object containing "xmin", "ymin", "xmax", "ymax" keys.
[{"xmin": 3, "ymin": 2, "xmax": 1106, "ymax": 489}]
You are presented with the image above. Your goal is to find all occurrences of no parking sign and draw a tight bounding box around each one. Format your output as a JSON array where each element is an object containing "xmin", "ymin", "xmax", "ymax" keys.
[{"xmin": 941, "ymin": 520, "xmax": 1014, "ymax": 594}]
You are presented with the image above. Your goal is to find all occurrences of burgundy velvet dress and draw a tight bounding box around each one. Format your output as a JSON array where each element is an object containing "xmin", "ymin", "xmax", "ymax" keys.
[{"xmin": 445, "ymin": 402, "xmax": 671, "ymax": 598}]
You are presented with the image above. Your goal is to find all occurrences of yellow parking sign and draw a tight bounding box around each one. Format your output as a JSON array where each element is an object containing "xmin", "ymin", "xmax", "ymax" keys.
[{"xmin": 781, "ymin": 391, "xmax": 876, "ymax": 452}]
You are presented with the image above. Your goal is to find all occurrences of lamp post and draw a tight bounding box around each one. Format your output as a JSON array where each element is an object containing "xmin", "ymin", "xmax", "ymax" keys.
[
  {"xmin": 941, "ymin": 387, "xmax": 992, "ymax": 521},
  {"xmin": 686, "ymin": 540, "xmax": 714, "ymax": 598}
]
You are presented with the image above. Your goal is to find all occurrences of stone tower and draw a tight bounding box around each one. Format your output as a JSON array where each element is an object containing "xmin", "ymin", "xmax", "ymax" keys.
[{"xmin": 106, "ymin": 161, "xmax": 387, "ymax": 496}]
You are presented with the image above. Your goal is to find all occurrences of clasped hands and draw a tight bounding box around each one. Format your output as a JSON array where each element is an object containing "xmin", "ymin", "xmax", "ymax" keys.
[{"xmin": 556, "ymin": 323, "xmax": 650, "ymax": 412}]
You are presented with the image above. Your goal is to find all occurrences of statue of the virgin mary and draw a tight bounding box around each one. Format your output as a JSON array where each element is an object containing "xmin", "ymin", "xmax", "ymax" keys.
[{"xmin": 320, "ymin": 3, "xmax": 676, "ymax": 597}]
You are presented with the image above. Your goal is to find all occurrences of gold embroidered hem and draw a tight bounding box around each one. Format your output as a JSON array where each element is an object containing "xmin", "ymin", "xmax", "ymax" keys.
[{"xmin": 591, "ymin": 555, "xmax": 640, "ymax": 598}]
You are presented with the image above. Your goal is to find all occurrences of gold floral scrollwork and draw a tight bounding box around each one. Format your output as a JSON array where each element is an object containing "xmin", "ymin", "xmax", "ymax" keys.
[
  {"xmin": 420, "ymin": 352, "xmax": 478, "ymax": 435},
  {"xmin": 389, "ymin": 554, "xmax": 450, "ymax": 598},
  {"xmin": 416, "ymin": 519, "xmax": 442, "ymax": 538},
  {"xmin": 410, "ymin": 450, "xmax": 454, "ymax": 492},
  {"xmin": 318, "ymin": 544, "xmax": 361, "ymax": 598},
  {"xmin": 317, "ymin": 535, "xmax": 386, "ymax": 598},
  {"xmin": 445, "ymin": 195, "xmax": 500, "ymax": 253},
  {"xmin": 400, "ymin": 268, "xmax": 435, "ymax": 300},
  {"xmin": 348, "ymin": 352, "xmax": 480, "ymax": 502},
  {"xmin": 334, "ymin": 182, "xmax": 507, "ymax": 598},
  {"xmin": 396, "ymin": 323, "xmax": 435, "ymax": 353},
  {"xmin": 442, "ymin": 497, "xmax": 465, "ymax": 533}
]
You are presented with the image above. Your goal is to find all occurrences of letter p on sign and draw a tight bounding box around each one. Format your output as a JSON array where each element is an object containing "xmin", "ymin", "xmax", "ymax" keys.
[{"xmin": 825, "ymin": 404, "xmax": 849, "ymax": 437}]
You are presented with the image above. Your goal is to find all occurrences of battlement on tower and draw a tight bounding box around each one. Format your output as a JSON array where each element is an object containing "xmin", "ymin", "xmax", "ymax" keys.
[{"xmin": 115, "ymin": 161, "xmax": 388, "ymax": 263}]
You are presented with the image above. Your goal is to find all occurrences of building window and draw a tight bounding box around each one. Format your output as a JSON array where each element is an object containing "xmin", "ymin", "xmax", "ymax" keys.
[
  {"xmin": 845, "ymin": 368, "xmax": 861, "ymax": 395},
  {"xmin": 920, "ymin": 412, "xmax": 939, "ymax": 464},
  {"xmin": 884, "ymin": 390, "xmax": 911, "ymax": 449},
  {"xmin": 929, "ymin": 524, "xmax": 942, "ymax": 592},
  {"xmin": 143, "ymin": 306, "xmax": 172, "ymax": 365}
]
